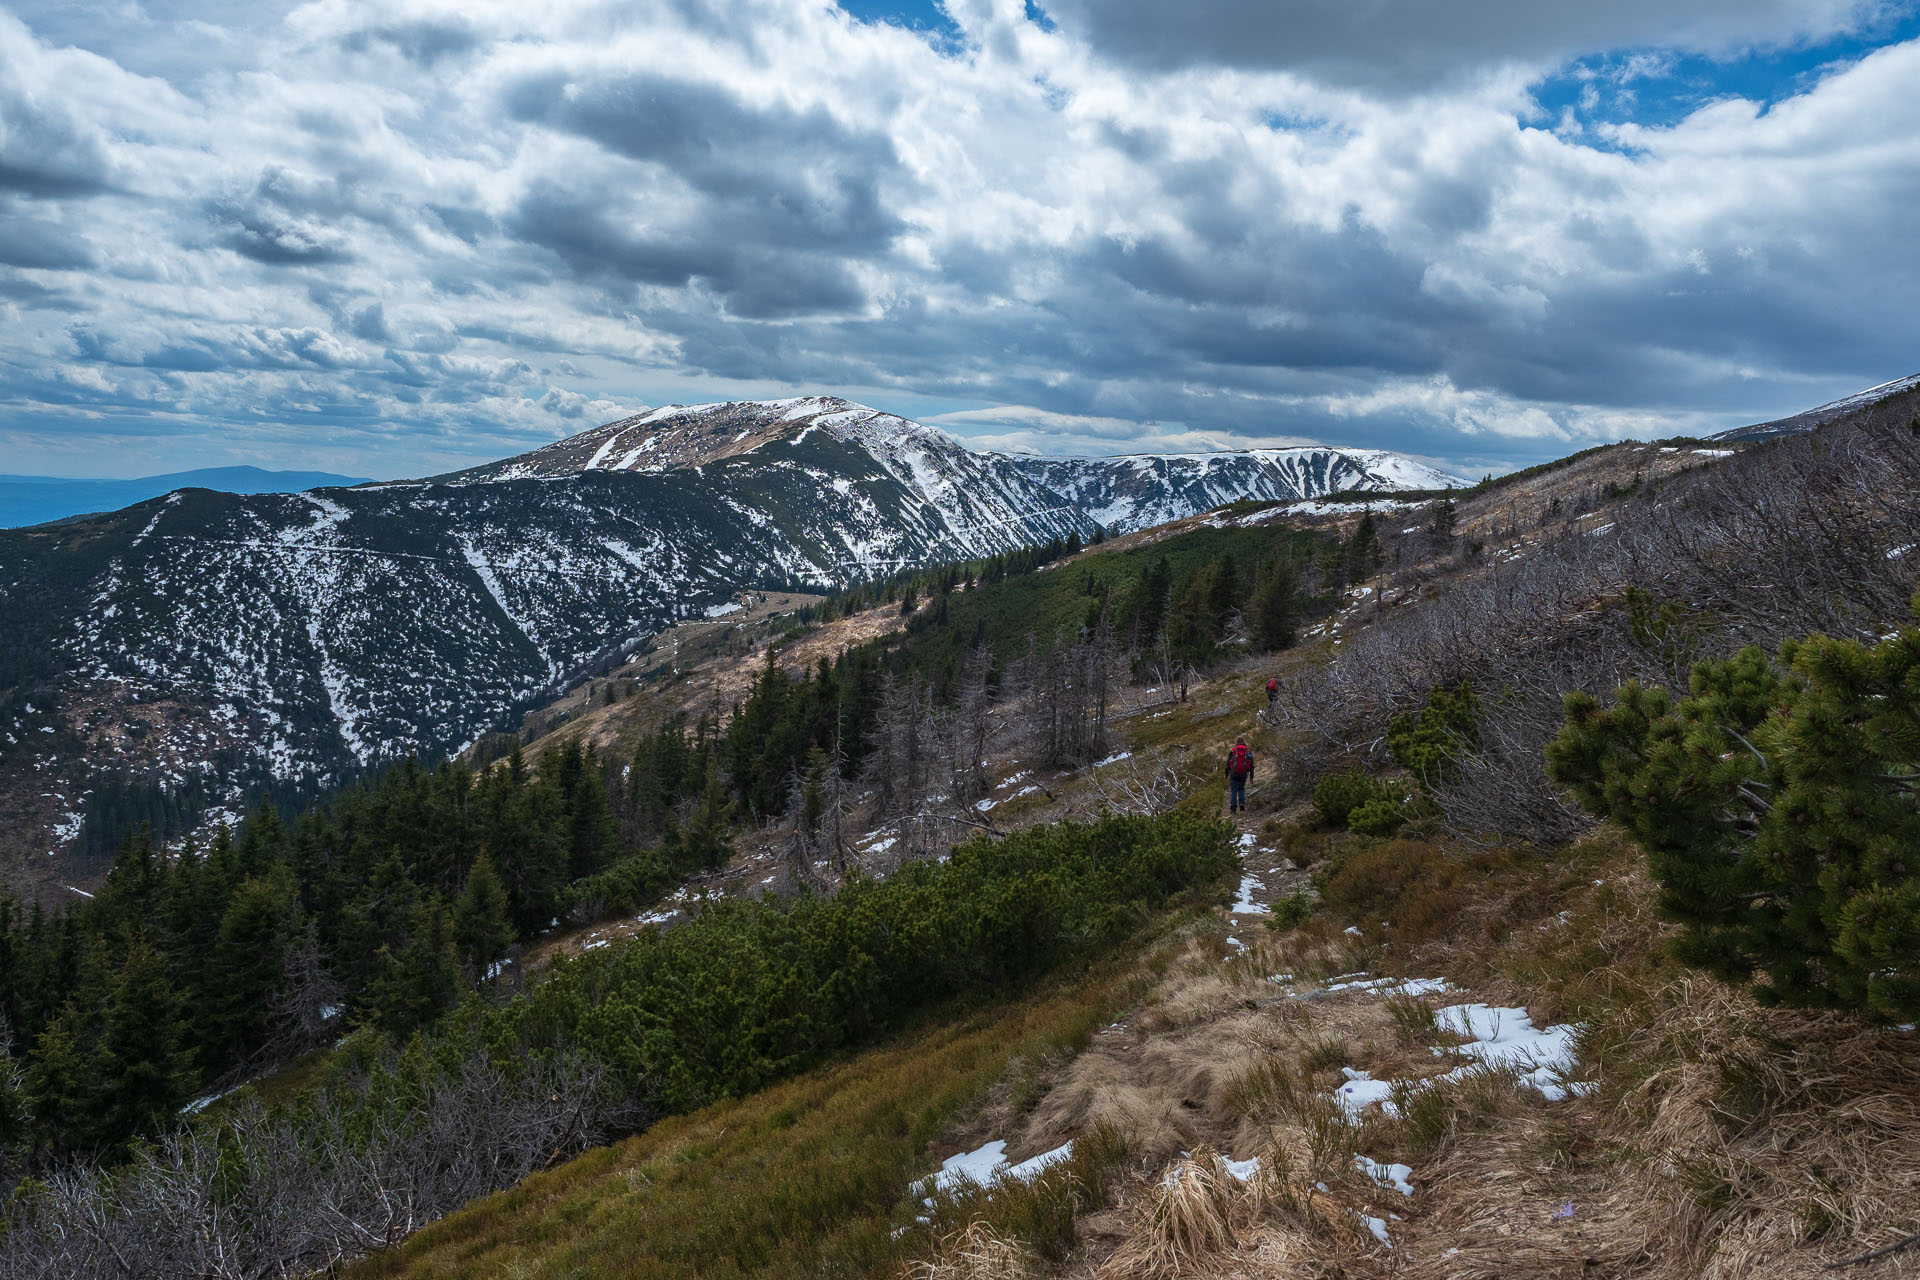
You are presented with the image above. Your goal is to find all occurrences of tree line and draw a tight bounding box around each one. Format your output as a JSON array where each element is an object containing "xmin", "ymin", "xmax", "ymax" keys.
[
  {"xmin": 0, "ymin": 512, "xmax": 1334, "ymax": 1169},
  {"xmin": 0, "ymin": 740, "xmax": 623, "ymax": 1166},
  {"xmin": 0, "ymin": 812, "xmax": 1234, "ymax": 1277}
]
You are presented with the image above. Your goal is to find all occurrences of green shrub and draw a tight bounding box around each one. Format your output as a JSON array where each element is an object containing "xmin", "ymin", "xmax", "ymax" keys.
[
  {"xmin": 1312, "ymin": 769, "xmax": 1392, "ymax": 829},
  {"xmin": 1548, "ymin": 607, "xmax": 1920, "ymax": 1019},
  {"xmin": 514, "ymin": 811, "xmax": 1237, "ymax": 1112},
  {"xmin": 1387, "ymin": 681, "xmax": 1478, "ymax": 788},
  {"xmin": 1347, "ymin": 795, "xmax": 1410, "ymax": 837},
  {"xmin": 1266, "ymin": 892, "xmax": 1316, "ymax": 930}
]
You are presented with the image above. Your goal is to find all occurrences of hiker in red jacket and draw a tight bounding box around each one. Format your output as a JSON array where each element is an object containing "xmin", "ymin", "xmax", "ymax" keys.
[
  {"xmin": 1225, "ymin": 736, "xmax": 1254, "ymax": 813},
  {"xmin": 1266, "ymin": 676, "xmax": 1279, "ymax": 707}
]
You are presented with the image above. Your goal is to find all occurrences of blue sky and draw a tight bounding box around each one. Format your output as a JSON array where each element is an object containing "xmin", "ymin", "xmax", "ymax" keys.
[{"xmin": 2, "ymin": 0, "xmax": 1917, "ymax": 480}]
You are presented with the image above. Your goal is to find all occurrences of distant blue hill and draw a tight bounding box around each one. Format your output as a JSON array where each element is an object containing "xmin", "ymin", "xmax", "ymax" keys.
[{"xmin": 0, "ymin": 467, "xmax": 372, "ymax": 529}]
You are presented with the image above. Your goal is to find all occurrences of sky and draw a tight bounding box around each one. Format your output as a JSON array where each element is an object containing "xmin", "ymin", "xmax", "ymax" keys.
[{"xmin": 2, "ymin": 0, "xmax": 1918, "ymax": 480}]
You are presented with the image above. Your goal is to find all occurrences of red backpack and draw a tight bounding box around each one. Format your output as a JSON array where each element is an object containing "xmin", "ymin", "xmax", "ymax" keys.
[
  {"xmin": 1228, "ymin": 743, "xmax": 1253, "ymax": 777},
  {"xmin": 1266, "ymin": 678, "xmax": 1278, "ymax": 693}
]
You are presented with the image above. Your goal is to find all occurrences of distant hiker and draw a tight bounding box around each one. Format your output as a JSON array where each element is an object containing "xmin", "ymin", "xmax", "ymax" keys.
[
  {"xmin": 1225, "ymin": 736, "xmax": 1254, "ymax": 813},
  {"xmin": 1266, "ymin": 676, "xmax": 1279, "ymax": 707}
]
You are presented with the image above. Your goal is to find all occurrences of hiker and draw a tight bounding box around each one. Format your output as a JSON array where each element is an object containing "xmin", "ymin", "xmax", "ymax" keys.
[
  {"xmin": 1266, "ymin": 676, "xmax": 1278, "ymax": 707},
  {"xmin": 1225, "ymin": 736, "xmax": 1254, "ymax": 813}
]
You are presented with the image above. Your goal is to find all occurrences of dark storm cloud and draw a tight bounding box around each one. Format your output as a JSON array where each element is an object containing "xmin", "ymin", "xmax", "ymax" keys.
[
  {"xmin": 207, "ymin": 198, "xmax": 355, "ymax": 265},
  {"xmin": 350, "ymin": 303, "xmax": 391, "ymax": 342},
  {"xmin": 0, "ymin": 77, "xmax": 114, "ymax": 197},
  {"xmin": 1034, "ymin": 0, "xmax": 1892, "ymax": 88},
  {"xmin": 501, "ymin": 69, "xmax": 904, "ymax": 314},
  {"xmin": 1, "ymin": 0, "xmax": 1916, "ymax": 479},
  {"xmin": 0, "ymin": 209, "xmax": 96, "ymax": 269},
  {"xmin": 338, "ymin": 19, "xmax": 481, "ymax": 66},
  {"xmin": 0, "ymin": 271, "xmax": 68, "ymax": 304},
  {"xmin": 507, "ymin": 182, "xmax": 873, "ymax": 318}
]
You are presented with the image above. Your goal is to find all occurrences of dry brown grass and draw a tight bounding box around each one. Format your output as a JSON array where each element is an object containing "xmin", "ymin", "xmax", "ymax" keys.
[
  {"xmin": 967, "ymin": 825, "xmax": 1920, "ymax": 1280},
  {"xmin": 1598, "ymin": 979, "xmax": 1920, "ymax": 1278},
  {"xmin": 909, "ymin": 1222, "xmax": 1045, "ymax": 1280},
  {"xmin": 1097, "ymin": 1154, "xmax": 1240, "ymax": 1278}
]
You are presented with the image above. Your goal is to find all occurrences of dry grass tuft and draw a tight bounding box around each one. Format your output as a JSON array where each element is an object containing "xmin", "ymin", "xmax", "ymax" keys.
[
  {"xmin": 1098, "ymin": 1154, "xmax": 1241, "ymax": 1278},
  {"xmin": 1023, "ymin": 1053, "xmax": 1194, "ymax": 1164},
  {"xmin": 908, "ymin": 1222, "xmax": 1043, "ymax": 1280},
  {"xmin": 1599, "ymin": 978, "xmax": 1920, "ymax": 1278}
]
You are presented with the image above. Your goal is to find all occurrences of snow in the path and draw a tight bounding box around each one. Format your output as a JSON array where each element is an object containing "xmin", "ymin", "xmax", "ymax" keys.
[
  {"xmin": 1334, "ymin": 1068, "xmax": 1398, "ymax": 1118},
  {"xmin": 925, "ymin": 1139, "xmax": 1075, "ymax": 1196},
  {"xmin": 1332, "ymin": 1001, "xmax": 1590, "ymax": 1118},
  {"xmin": 1322, "ymin": 975, "xmax": 1454, "ymax": 996},
  {"xmin": 1220, "ymin": 1154, "xmax": 1260, "ymax": 1182},
  {"xmin": 1432, "ymin": 1003, "xmax": 1588, "ymax": 1101},
  {"xmin": 703, "ymin": 601, "xmax": 743, "ymax": 618},
  {"xmin": 1230, "ymin": 875, "xmax": 1269, "ymax": 915},
  {"xmin": 1355, "ymin": 1155, "xmax": 1414, "ymax": 1196}
]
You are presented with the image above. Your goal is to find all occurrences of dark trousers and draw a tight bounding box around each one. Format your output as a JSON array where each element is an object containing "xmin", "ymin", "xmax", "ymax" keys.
[{"xmin": 1228, "ymin": 774, "xmax": 1247, "ymax": 812}]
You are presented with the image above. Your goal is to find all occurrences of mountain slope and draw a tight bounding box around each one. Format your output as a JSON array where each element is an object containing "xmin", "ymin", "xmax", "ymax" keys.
[
  {"xmin": 0, "ymin": 397, "xmax": 1456, "ymax": 887},
  {"xmin": 1713, "ymin": 372, "xmax": 1920, "ymax": 442},
  {"xmin": 0, "ymin": 467, "xmax": 371, "ymax": 529},
  {"xmin": 446, "ymin": 396, "xmax": 1464, "ymax": 536}
]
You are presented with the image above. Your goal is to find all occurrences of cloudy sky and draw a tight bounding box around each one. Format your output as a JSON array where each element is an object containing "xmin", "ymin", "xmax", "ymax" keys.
[{"xmin": 3, "ymin": 0, "xmax": 1918, "ymax": 480}]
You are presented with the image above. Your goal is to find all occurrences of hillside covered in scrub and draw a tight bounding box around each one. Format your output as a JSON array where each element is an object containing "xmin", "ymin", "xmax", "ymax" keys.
[{"xmin": 1, "ymin": 395, "xmax": 1918, "ymax": 1277}]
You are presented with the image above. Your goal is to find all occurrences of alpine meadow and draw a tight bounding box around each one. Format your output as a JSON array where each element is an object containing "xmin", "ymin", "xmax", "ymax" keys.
[{"xmin": 2, "ymin": 1, "xmax": 1920, "ymax": 1277}]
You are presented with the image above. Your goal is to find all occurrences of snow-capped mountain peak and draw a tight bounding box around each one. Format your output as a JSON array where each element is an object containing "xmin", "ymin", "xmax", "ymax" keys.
[
  {"xmin": 0, "ymin": 394, "xmax": 1462, "ymax": 874},
  {"xmin": 447, "ymin": 398, "xmax": 1463, "ymax": 512},
  {"xmin": 1715, "ymin": 372, "xmax": 1920, "ymax": 442},
  {"xmin": 445, "ymin": 398, "xmax": 963, "ymax": 483}
]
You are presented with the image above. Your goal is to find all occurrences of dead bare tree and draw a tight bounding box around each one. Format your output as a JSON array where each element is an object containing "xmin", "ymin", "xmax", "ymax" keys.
[
  {"xmin": 1087, "ymin": 748, "xmax": 1188, "ymax": 816},
  {"xmin": 0, "ymin": 1035, "xmax": 629, "ymax": 1280},
  {"xmin": 261, "ymin": 920, "xmax": 346, "ymax": 1065},
  {"xmin": 1274, "ymin": 413, "xmax": 1920, "ymax": 846},
  {"xmin": 951, "ymin": 642, "xmax": 994, "ymax": 803}
]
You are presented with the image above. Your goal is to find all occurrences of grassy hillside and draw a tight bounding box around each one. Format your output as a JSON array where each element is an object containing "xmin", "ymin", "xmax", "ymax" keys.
[
  {"xmin": 351, "ymin": 927, "xmax": 1180, "ymax": 1280},
  {"xmin": 359, "ymin": 409, "xmax": 1920, "ymax": 1280},
  {"xmin": 9, "ymin": 411, "xmax": 1920, "ymax": 1279}
]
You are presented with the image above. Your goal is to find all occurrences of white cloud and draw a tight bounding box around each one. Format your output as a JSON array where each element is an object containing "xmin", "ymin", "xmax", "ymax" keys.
[{"xmin": 0, "ymin": 0, "xmax": 1915, "ymax": 477}]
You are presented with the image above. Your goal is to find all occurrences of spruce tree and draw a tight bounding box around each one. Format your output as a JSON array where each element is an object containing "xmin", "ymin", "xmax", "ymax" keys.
[
  {"xmin": 1342, "ymin": 511, "xmax": 1384, "ymax": 584},
  {"xmin": 25, "ymin": 1011, "xmax": 93, "ymax": 1157},
  {"xmin": 207, "ymin": 866, "xmax": 297, "ymax": 1069},
  {"xmin": 94, "ymin": 936, "xmax": 195, "ymax": 1153},
  {"xmin": 562, "ymin": 752, "xmax": 619, "ymax": 881},
  {"xmin": 683, "ymin": 757, "xmax": 735, "ymax": 872},
  {"xmin": 369, "ymin": 899, "xmax": 461, "ymax": 1035},
  {"xmin": 1426, "ymin": 497, "xmax": 1458, "ymax": 552},
  {"xmin": 1203, "ymin": 553, "xmax": 1239, "ymax": 628},
  {"xmin": 1548, "ymin": 608, "xmax": 1920, "ymax": 1019},
  {"xmin": 454, "ymin": 853, "xmax": 514, "ymax": 978},
  {"xmin": 1248, "ymin": 552, "xmax": 1299, "ymax": 651},
  {"xmin": 1166, "ymin": 574, "xmax": 1217, "ymax": 673}
]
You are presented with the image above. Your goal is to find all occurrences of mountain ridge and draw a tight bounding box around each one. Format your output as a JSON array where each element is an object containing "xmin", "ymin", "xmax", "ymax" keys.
[
  {"xmin": 443, "ymin": 396, "xmax": 1465, "ymax": 500},
  {"xmin": 0, "ymin": 396, "xmax": 1456, "ymax": 889},
  {"xmin": 1713, "ymin": 371, "xmax": 1920, "ymax": 442},
  {"xmin": 0, "ymin": 466, "xmax": 373, "ymax": 530}
]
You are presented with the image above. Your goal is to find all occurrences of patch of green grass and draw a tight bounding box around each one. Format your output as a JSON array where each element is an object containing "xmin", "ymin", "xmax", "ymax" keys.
[
  {"xmin": 1298, "ymin": 1032, "xmax": 1349, "ymax": 1076},
  {"xmin": 351, "ymin": 929, "xmax": 1181, "ymax": 1280}
]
